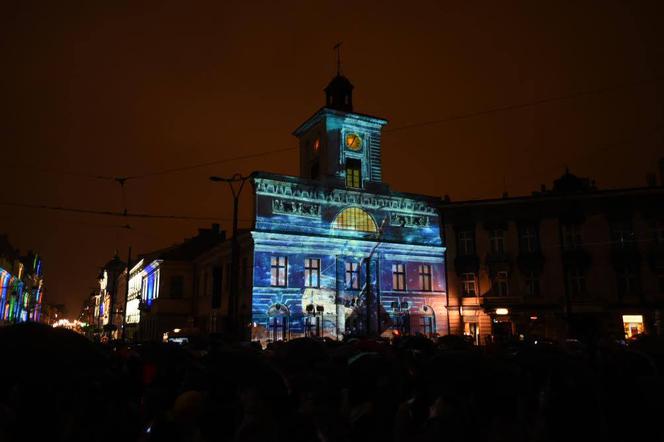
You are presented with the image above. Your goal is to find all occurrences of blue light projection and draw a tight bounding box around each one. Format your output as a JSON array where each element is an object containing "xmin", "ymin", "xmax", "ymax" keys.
[
  {"xmin": 249, "ymin": 176, "xmax": 446, "ymax": 341},
  {"xmin": 247, "ymin": 103, "xmax": 447, "ymax": 343}
]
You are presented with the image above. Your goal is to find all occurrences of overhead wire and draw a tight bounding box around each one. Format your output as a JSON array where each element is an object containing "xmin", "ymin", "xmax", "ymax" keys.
[{"xmin": 0, "ymin": 201, "xmax": 250, "ymax": 222}]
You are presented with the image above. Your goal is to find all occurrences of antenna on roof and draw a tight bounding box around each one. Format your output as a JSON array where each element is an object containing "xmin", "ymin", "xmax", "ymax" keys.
[{"xmin": 333, "ymin": 42, "xmax": 342, "ymax": 75}]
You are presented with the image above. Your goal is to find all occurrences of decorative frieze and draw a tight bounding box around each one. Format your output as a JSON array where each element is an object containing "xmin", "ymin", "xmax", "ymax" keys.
[
  {"xmin": 256, "ymin": 178, "xmax": 436, "ymax": 215},
  {"xmin": 389, "ymin": 213, "xmax": 430, "ymax": 228},
  {"xmin": 272, "ymin": 199, "xmax": 321, "ymax": 219}
]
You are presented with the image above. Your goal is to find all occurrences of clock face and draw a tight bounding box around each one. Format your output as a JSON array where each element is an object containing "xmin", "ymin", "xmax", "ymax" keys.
[{"xmin": 345, "ymin": 133, "xmax": 362, "ymax": 151}]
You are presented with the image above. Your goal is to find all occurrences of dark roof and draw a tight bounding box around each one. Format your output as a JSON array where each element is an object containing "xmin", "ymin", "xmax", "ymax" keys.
[
  {"xmin": 324, "ymin": 74, "xmax": 354, "ymax": 93},
  {"xmin": 138, "ymin": 226, "xmax": 226, "ymax": 264}
]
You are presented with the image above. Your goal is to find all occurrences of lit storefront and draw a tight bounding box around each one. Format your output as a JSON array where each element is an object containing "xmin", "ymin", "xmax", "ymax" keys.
[{"xmin": 622, "ymin": 314, "xmax": 644, "ymax": 339}]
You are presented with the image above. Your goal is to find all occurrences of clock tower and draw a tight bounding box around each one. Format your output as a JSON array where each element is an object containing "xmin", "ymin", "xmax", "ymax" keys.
[{"xmin": 293, "ymin": 74, "xmax": 388, "ymax": 190}]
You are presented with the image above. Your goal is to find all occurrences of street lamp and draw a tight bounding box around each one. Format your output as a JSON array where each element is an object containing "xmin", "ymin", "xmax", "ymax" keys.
[
  {"xmin": 209, "ymin": 173, "xmax": 251, "ymax": 339},
  {"xmin": 362, "ymin": 217, "xmax": 388, "ymax": 337}
]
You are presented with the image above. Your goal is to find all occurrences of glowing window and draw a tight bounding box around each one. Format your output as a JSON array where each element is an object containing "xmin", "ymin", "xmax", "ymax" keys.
[
  {"xmin": 345, "ymin": 159, "xmax": 362, "ymax": 188},
  {"xmin": 332, "ymin": 208, "xmax": 377, "ymax": 233},
  {"xmin": 392, "ymin": 264, "xmax": 406, "ymax": 291}
]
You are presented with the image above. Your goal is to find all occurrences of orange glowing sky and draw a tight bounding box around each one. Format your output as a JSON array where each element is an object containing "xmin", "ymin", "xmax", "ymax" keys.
[{"xmin": 1, "ymin": 0, "xmax": 662, "ymax": 314}]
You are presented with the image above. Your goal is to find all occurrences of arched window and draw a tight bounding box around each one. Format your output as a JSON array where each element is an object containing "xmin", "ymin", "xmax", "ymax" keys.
[{"xmin": 332, "ymin": 207, "xmax": 377, "ymax": 233}]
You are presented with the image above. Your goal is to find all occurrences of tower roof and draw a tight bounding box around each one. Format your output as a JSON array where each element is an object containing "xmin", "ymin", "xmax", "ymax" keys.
[{"xmin": 324, "ymin": 74, "xmax": 354, "ymax": 112}]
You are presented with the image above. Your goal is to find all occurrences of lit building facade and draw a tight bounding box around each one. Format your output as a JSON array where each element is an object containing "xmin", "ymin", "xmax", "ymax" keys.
[
  {"xmin": 443, "ymin": 170, "xmax": 664, "ymax": 344},
  {"xmin": 0, "ymin": 236, "xmax": 44, "ymax": 325},
  {"xmin": 243, "ymin": 75, "xmax": 447, "ymax": 342}
]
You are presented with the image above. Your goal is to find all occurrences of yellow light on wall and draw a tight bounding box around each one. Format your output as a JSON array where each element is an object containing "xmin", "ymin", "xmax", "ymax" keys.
[
  {"xmin": 622, "ymin": 315, "xmax": 643, "ymax": 323},
  {"xmin": 495, "ymin": 308, "xmax": 509, "ymax": 315},
  {"xmin": 173, "ymin": 328, "xmax": 181, "ymax": 333}
]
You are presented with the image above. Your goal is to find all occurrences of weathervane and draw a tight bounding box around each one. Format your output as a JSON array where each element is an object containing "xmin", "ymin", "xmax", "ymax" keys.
[{"xmin": 333, "ymin": 42, "xmax": 342, "ymax": 75}]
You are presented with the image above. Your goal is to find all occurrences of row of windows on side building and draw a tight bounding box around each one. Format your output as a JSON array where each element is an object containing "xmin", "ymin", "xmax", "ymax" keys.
[
  {"xmin": 269, "ymin": 256, "xmax": 434, "ymax": 292},
  {"xmin": 455, "ymin": 220, "xmax": 664, "ymax": 298}
]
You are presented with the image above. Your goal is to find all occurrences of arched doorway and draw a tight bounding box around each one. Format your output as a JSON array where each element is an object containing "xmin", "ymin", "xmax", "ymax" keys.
[{"xmin": 267, "ymin": 303, "xmax": 290, "ymax": 341}]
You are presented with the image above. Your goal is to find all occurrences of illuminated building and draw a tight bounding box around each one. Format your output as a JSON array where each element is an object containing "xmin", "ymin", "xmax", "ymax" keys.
[
  {"xmin": 92, "ymin": 254, "xmax": 126, "ymax": 339},
  {"xmin": 123, "ymin": 225, "xmax": 225, "ymax": 341},
  {"xmin": 194, "ymin": 73, "xmax": 447, "ymax": 342},
  {"xmin": 0, "ymin": 235, "xmax": 44, "ymax": 325},
  {"xmin": 443, "ymin": 167, "xmax": 664, "ymax": 344}
]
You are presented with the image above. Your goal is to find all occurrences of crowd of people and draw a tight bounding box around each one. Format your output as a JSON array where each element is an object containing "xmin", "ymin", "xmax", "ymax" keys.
[{"xmin": 0, "ymin": 322, "xmax": 662, "ymax": 442}]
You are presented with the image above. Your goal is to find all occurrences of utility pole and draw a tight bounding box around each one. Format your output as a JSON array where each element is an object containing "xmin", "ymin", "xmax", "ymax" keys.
[
  {"xmin": 364, "ymin": 218, "xmax": 388, "ymax": 337},
  {"xmin": 121, "ymin": 246, "xmax": 131, "ymax": 342},
  {"xmin": 210, "ymin": 173, "xmax": 250, "ymax": 340}
]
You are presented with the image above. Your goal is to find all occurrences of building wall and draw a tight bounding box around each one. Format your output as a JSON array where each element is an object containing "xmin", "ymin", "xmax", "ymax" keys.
[{"xmin": 444, "ymin": 186, "xmax": 664, "ymax": 344}]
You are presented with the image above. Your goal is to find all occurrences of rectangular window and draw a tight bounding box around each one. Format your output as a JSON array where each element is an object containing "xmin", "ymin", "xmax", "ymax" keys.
[
  {"xmin": 304, "ymin": 258, "xmax": 321, "ymax": 288},
  {"xmin": 566, "ymin": 267, "xmax": 586, "ymax": 297},
  {"xmin": 611, "ymin": 220, "xmax": 635, "ymax": 248},
  {"xmin": 616, "ymin": 266, "xmax": 639, "ymax": 296},
  {"xmin": 561, "ymin": 224, "xmax": 583, "ymax": 250},
  {"xmin": 345, "ymin": 158, "xmax": 362, "ymax": 188},
  {"xmin": 461, "ymin": 273, "xmax": 477, "ymax": 296},
  {"xmin": 270, "ymin": 256, "xmax": 288, "ymax": 287},
  {"xmin": 170, "ymin": 275, "xmax": 184, "ymax": 299},
  {"xmin": 494, "ymin": 271, "xmax": 509, "ymax": 296},
  {"xmin": 345, "ymin": 262, "xmax": 360, "ymax": 290},
  {"xmin": 519, "ymin": 225, "xmax": 538, "ymax": 253},
  {"xmin": 392, "ymin": 263, "xmax": 406, "ymax": 291},
  {"xmin": 489, "ymin": 229, "xmax": 506, "ymax": 255},
  {"xmin": 457, "ymin": 229, "xmax": 475, "ymax": 256},
  {"xmin": 419, "ymin": 264, "xmax": 432, "ymax": 291},
  {"xmin": 525, "ymin": 272, "xmax": 540, "ymax": 297}
]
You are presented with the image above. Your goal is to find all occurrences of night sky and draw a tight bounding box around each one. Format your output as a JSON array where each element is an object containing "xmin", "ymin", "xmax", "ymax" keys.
[{"xmin": 1, "ymin": 1, "xmax": 662, "ymax": 316}]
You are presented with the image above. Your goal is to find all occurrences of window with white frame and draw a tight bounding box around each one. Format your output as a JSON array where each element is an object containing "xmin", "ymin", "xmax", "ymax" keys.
[
  {"xmin": 304, "ymin": 258, "xmax": 320, "ymax": 288},
  {"xmin": 561, "ymin": 224, "xmax": 583, "ymax": 250},
  {"xmin": 519, "ymin": 224, "xmax": 538, "ymax": 253},
  {"xmin": 461, "ymin": 273, "xmax": 477, "ymax": 296},
  {"xmin": 457, "ymin": 229, "xmax": 475, "ymax": 256},
  {"xmin": 566, "ymin": 266, "xmax": 586, "ymax": 297},
  {"xmin": 270, "ymin": 256, "xmax": 288, "ymax": 287},
  {"xmin": 489, "ymin": 229, "xmax": 506, "ymax": 255}
]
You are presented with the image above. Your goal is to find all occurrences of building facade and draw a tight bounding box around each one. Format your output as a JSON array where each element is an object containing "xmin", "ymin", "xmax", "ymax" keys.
[
  {"xmin": 122, "ymin": 225, "xmax": 225, "ymax": 341},
  {"xmin": 241, "ymin": 75, "xmax": 447, "ymax": 343},
  {"xmin": 0, "ymin": 235, "xmax": 44, "ymax": 325},
  {"xmin": 443, "ymin": 171, "xmax": 664, "ymax": 344}
]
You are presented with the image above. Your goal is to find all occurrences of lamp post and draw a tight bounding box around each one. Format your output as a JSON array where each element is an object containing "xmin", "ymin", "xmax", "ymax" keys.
[
  {"xmin": 210, "ymin": 173, "xmax": 250, "ymax": 340},
  {"xmin": 363, "ymin": 217, "xmax": 388, "ymax": 337}
]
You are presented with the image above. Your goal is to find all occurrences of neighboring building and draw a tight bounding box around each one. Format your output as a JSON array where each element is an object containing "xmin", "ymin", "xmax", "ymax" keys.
[
  {"xmin": 202, "ymin": 73, "xmax": 447, "ymax": 343},
  {"xmin": 442, "ymin": 170, "xmax": 664, "ymax": 344},
  {"xmin": 123, "ymin": 225, "xmax": 225, "ymax": 341},
  {"xmin": 92, "ymin": 254, "xmax": 126, "ymax": 340},
  {"xmin": 192, "ymin": 230, "xmax": 251, "ymax": 335},
  {"xmin": 0, "ymin": 235, "xmax": 44, "ymax": 325}
]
